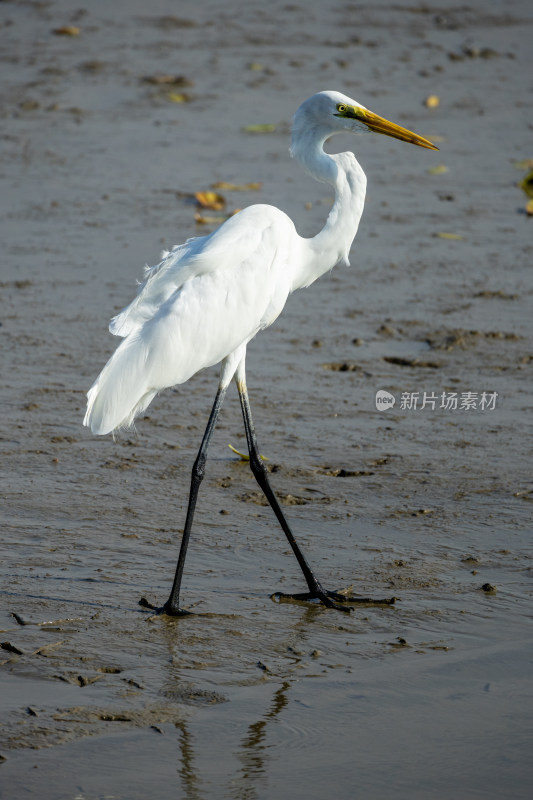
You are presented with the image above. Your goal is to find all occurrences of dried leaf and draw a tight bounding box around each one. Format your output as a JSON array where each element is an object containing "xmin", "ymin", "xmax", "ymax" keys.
[
  {"xmin": 168, "ymin": 92, "xmax": 191, "ymax": 103},
  {"xmin": 228, "ymin": 444, "xmax": 249, "ymax": 461},
  {"xmin": 195, "ymin": 190, "xmax": 226, "ymax": 210},
  {"xmin": 20, "ymin": 99, "xmax": 40, "ymax": 111},
  {"xmin": 512, "ymin": 159, "xmax": 533, "ymax": 170},
  {"xmin": 427, "ymin": 164, "xmax": 449, "ymax": 175},
  {"xmin": 228, "ymin": 444, "xmax": 268, "ymax": 461},
  {"xmin": 519, "ymin": 168, "xmax": 533, "ymax": 199},
  {"xmin": 434, "ymin": 232, "xmax": 464, "ymax": 240},
  {"xmin": 143, "ymin": 75, "xmax": 193, "ymax": 86},
  {"xmin": 525, "ymin": 199, "xmax": 533, "ymax": 216},
  {"xmin": 53, "ymin": 25, "xmax": 80, "ymax": 36},
  {"xmin": 211, "ymin": 181, "xmax": 262, "ymax": 191},
  {"xmin": 243, "ymin": 124, "xmax": 276, "ymax": 134},
  {"xmin": 424, "ymin": 95, "xmax": 440, "ymax": 108},
  {"xmin": 249, "ymin": 63, "xmax": 264, "ymax": 71},
  {"xmin": 194, "ymin": 212, "xmax": 227, "ymax": 225}
]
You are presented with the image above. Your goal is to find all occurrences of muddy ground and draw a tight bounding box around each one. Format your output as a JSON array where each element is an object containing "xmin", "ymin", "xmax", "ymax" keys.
[{"xmin": 1, "ymin": 0, "xmax": 532, "ymax": 798}]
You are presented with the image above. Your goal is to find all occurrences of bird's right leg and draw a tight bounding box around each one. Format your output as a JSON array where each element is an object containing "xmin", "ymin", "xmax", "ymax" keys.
[
  {"xmin": 235, "ymin": 372, "xmax": 348, "ymax": 611},
  {"xmin": 235, "ymin": 365, "xmax": 395, "ymax": 612},
  {"xmin": 143, "ymin": 384, "xmax": 227, "ymax": 616}
]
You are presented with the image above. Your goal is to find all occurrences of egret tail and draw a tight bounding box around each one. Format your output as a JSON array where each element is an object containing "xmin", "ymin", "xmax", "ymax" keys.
[{"xmin": 84, "ymin": 335, "xmax": 158, "ymax": 435}]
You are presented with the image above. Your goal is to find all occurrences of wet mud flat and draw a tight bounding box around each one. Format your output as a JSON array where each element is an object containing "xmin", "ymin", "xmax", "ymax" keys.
[{"xmin": 1, "ymin": 0, "xmax": 532, "ymax": 797}]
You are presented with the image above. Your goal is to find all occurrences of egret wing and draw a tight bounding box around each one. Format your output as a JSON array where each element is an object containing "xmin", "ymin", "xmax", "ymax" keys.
[
  {"xmin": 86, "ymin": 206, "xmax": 296, "ymax": 434},
  {"xmin": 109, "ymin": 235, "xmax": 209, "ymax": 337}
]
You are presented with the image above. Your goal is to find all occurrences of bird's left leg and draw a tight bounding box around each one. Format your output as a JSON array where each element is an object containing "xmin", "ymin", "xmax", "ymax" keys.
[
  {"xmin": 140, "ymin": 383, "xmax": 227, "ymax": 616},
  {"xmin": 235, "ymin": 366, "xmax": 395, "ymax": 611}
]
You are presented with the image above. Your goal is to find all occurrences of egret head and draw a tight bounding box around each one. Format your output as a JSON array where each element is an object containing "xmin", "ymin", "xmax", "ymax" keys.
[{"xmin": 292, "ymin": 90, "xmax": 438, "ymax": 151}]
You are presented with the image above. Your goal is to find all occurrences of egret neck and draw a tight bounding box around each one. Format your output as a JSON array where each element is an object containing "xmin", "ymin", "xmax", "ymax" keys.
[{"xmin": 289, "ymin": 126, "xmax": 367, "ymax": 291}]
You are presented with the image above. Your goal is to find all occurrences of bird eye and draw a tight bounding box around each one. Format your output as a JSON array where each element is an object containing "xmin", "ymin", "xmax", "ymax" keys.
[{"xmin": 337, "ymin": 104, "xmax": 347, "ymax": 113}]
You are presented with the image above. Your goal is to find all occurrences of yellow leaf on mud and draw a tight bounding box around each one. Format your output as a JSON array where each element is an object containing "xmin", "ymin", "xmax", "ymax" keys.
[
  {"xmin": 424, "ymin": 95, "xmax": 440, "ymax": 108},
  {"xmin": 243, "ymin": 124, "xmax": 276, "ymax": 134},
  {"xmin": 168, "ymin": 92, "xmax": 191, "ymax": 103},
  {"xmin": 427, "ymin": 165, "xmax": 449, "ymax": 175},
  {"xmin": 228, "ymin": 444, "xmax": 249, "ymax": 461},
  {"xmin": 195, "ymin": 191, "xmax": 226, "ymax": 210},
  {"xmin": 525, "ymin": 199, "xmax": 533, "ymax": 216},
  {"xmin": 435, "ymin": 232, "xmax": 464, "ymax": 240},
  {"xmin": 212, "ymin": 181, "xmax": 263, "ymax": 191},
  {"xmin": 53, "ymin": 25, "xmax": 80, "ymax": 36},
  {"xmin": 228, "ymin": 444, "xmax": 268, "ymax": 461}
]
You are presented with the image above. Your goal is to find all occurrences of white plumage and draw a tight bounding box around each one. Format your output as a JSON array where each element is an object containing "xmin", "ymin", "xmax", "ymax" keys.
[{"xmin": 83, "ymin": 90, "xmax": 437, "ymax": 614}]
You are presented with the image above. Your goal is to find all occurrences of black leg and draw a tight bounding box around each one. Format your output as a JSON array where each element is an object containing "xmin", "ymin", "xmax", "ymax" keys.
[
  {"xmin": 236, "ymin": 378, "xmax": 395, "ymax": 611},
  {"xmin": 160, "ymin": 384, "xmax": 227, "ymax": 615}
]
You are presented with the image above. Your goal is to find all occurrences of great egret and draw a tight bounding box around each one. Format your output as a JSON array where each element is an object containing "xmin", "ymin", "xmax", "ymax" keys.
[{"xmin": 84, "ymin": 90, "xmax": 437, "ymax": 615}]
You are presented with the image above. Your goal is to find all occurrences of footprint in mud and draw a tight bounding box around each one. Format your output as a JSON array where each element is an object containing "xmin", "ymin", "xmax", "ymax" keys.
[
  {"xmin": 319, "ymin": 466, "xmax": 375, "ymax": 477},
  {"xmin": 383, "ymin": 355, "xmax": 441, "ymax": 368},
  {"xmin": 239, "ymin": 491, "xmax": 309, "ymax": 506},
  {"xmin": 424, "ymin": 328, "xmax": 521, "ymax": 351},
  {"xmin": 322, "ymin": 361, "xmax": 362, "ymax": 372}
]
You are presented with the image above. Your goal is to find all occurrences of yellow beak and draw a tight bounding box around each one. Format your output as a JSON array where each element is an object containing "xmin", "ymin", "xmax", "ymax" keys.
[
  {"xmin": 336, "ymin": 104, "xmax": 439, "ymax": 150},
  {"xmin": 361, "ymin": 109, "xmax": 439, "ymax": 150}
]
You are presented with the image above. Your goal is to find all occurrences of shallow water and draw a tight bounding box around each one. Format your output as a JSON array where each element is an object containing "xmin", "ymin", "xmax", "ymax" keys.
[{"xmin": 1, "ymin": 0, "xmax": 532, "ymax": 797}]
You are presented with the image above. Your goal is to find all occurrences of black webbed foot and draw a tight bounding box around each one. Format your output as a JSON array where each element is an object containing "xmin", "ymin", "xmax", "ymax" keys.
[
  {"xmin": 272, "ymin": 588, "xmax": 396, "ymax": 612},
  {"xmin": 139, "ymin": 597, "xmax": 193, "ymax": 617}
]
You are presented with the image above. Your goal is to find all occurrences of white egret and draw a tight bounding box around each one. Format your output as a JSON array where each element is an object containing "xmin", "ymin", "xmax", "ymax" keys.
[{"xmin": 84, "ymin": 90, "xmax": 438, "ymax": 615}]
